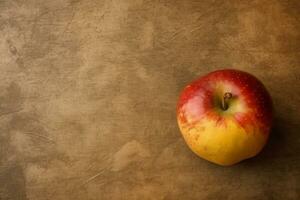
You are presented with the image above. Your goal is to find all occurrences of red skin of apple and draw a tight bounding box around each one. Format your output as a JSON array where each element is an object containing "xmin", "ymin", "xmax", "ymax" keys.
[
  {"xmin": 177, "ymin": 69, "xmax": 273, "ymax": 165},
  {"xmin": 177, "ymin": 69, "xmax": 273, "ymax": 134}
]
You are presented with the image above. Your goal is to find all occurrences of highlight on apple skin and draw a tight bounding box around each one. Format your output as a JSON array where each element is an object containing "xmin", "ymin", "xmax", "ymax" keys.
[{"xmin": 176, "ymin": 69, "xmax": 273, "ymax": 166}]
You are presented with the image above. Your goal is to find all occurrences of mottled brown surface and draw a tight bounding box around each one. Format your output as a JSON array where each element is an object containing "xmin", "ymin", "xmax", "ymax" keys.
[{"xmin": 0, "ymin": 0, "xmax": 299, "ymax": 199}]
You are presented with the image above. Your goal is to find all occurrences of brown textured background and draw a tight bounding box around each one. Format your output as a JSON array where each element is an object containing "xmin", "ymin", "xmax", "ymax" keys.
[{"xmin": 0, "ymin": 0, "xmax": 300, "ymax": 199}]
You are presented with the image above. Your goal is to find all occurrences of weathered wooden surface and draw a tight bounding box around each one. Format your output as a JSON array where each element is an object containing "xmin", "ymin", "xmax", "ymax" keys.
[{"xmin": 0, "ymin": 0, "xmax": 299, "ymax": 199}]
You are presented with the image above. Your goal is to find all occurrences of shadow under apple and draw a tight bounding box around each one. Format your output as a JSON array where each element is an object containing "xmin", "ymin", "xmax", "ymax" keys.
[{"xmin": 242, "ymin": 115, "xmax": 299, "ymax": 168}]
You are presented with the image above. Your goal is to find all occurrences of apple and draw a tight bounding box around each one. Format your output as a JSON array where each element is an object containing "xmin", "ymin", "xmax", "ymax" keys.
[{"xmin": 177, "ymin": 69, "xmax": 273, "ymax": 166}]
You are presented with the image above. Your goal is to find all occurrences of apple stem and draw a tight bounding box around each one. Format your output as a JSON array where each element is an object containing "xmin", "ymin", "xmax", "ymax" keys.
[{"xmin": 221, "ymin": 92, "xmax": 233, "ymax": 110}]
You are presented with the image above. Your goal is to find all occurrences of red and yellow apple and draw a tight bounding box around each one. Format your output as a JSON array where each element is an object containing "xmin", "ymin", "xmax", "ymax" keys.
[{"xmin": 177, "ymin": 69, "xmax": 273, "ymax": 166}]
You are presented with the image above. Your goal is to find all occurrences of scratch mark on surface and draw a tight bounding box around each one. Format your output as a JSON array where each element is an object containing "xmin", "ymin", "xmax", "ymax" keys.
[
  {"xmin": 24, "ymin": 132, "xmax": 56, "ymax": 144},
  {"xmin": 81, "ymin": 169, "xmax": 105, "ymax": 185},
  {"xmin": 0, "ymin": 107, "xmax": 23, "ymax": 118}
]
